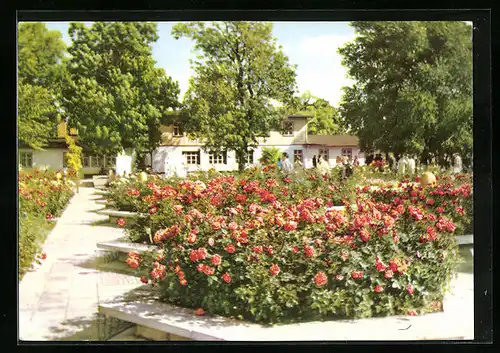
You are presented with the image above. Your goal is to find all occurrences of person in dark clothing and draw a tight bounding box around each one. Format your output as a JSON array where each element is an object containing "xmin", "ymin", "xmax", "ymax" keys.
[
  {"xmin": 365, "ymin": 154, "xmax": 374, "ymax": 165},
  {"xmin": 312, "ymin": 155, "xmax": 317, "ymax": 168},
  {"xmin": 374, "ymin": 153, "xmax": 383, "ymax": 162}
]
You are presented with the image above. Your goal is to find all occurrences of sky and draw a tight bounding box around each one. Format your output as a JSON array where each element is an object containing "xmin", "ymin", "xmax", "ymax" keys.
[{"xmin": 43, "ymin": 21, "xmax": 357, "ymax": 107}]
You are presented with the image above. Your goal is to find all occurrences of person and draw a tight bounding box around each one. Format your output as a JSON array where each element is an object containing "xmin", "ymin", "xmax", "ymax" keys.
[
  {"xmin": 312, "ymin": 155, "xmax": 318, "ymax": 168},
  {"xmin": 281, "ymin": 152, "xmax": 293, "ymax": 174},
  {"xmin": 387, "ymin": 154, "xmax": 396, "ymax": 170},
  {"xmin": 353, "ymin": 155, "xmax": 359, "ymax": 167},
  {"xmin": 453, "ymin": 153, "xmax": 463, "ymax": 174},
  {"xmin": 277, "ymin": 158, "xmax": 282, "ymax": 170},
  {"xmin": 318, "ymin": 155, "xmax": 330, "ymax": 175},
  {"xmin": 407, "ymin": 156, "xmax": 416, "ymax": 175},
  {"xmin": 365, "ymin": 153, "xmax": 374, "ymax": 165}
]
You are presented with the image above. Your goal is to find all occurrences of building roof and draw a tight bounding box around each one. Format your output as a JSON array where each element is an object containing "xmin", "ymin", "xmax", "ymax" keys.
[
  {"xmin": 287, "ymin": 114, "xmax": 312, "ymax": 120},
  {"xmin": 305, "ymin": 134, "xmax": 359, "ymax": 147}
]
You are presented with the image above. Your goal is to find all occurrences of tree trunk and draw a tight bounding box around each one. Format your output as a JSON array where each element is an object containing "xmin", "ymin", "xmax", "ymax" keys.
[{"xmin": 150, "ymin": 151, "xmax": 154, "ymax": 171}]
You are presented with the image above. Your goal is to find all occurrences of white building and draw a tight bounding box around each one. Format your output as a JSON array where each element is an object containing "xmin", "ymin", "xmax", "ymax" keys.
[
  {"xmin": 148, "ymin": 114, "xmax": 364, "ymax": 174},
  {"xmin": 19, "ymin": 115, "xmax": 364, "ymax": 176}
]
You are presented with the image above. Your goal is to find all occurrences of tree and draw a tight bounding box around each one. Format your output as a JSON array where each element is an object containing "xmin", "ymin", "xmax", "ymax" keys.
[
  {"xmin": 259, "ymin": 147, "xmax": 281, "ymax": 166},
  {"xmin": 65, "ymin": 135, "xmax": 83, "ymax": 192},
  {"xmin": 62, "ymin": 22, "xmax": 180, "ymax": 157},
  {"xmin": 282, "ymin": 91, "xmax": 347, "ymax": 135},
  {"xmin": 18, "ymin": 83, "xmax": 58, "ymax": 150},
  {"xmin": 338, "ymin": 21, "xmax": 472, "ymax": 166},
  {"xmin": 18, "ymin": 22, "xmax": 67, "ymax": 90},
  {"xmin": 172, "ymin": 21, "xmax": 298, "ymax": 172},
  {"xmin": 18, "ymin": 22, "xmax": 67, "ymax": 149}
]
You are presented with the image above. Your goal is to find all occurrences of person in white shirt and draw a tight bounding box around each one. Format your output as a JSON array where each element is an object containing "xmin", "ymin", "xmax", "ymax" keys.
[{"xmin": 281, "ymin": 152, "xmax": 293, "ymax": 174}]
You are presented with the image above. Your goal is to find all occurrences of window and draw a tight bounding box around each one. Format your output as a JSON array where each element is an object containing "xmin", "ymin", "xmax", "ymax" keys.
[
  {"xmin": 83, "ymin": 154, "xmax": 90, "ymax": 167},
  {"xmin": 319, "ymin": 148, "xmax": 329, "ymax": 162},
  {"xmin": 246, "ymin": 150, "xmax": 254, "ymax": 165},
  {"xmin": 236, "ymin": 150, "xmax": 254, "ymax": 165},
  {"xmin": 282, "ymin": 121, "xmax": 294, "ymax": 136},
  {"xmin": 342, "ymin": 148, "xmax": 353, "ymax": 159},
  {"xmin": 82, "ymin": 153, "xmax": 115, "ymax": 168},
  {"xmin": 173, "ymin": 126, "xmax": 183, "ymax": 137},
  {"xmin": 293, "ymin": 149, "xmax": 303, "ymax": 163},
  {"xmin": 183, "ymin": 151, "xmax": 200, "ymax": 165},
  {"xmin": 105, "ymin": 156, "xmax": 116, "ymax": 168},
  {"xmin": 209, "ymin": 151, "xmax": 227, "ymax": 165},
  {"xmin": 20, "ymin": 152, "xmax": 33, "ymax": 168},
  {"xmin": 90, "ymin": 155, "xmax": 102, "ymax": 168}
]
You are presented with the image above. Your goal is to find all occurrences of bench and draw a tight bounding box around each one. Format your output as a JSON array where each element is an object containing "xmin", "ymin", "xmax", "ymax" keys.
[{"xmin": 98, "ymin": 284, "xmax": 472, "ymax": 341}]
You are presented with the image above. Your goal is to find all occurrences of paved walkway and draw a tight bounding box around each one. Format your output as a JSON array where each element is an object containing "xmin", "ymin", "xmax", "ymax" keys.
[{"xmin": 19, "ymin": 186, "xmax": 143, "ymax": 341}]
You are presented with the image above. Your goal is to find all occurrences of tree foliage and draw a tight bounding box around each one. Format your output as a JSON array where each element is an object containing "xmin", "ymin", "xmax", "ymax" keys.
[
  {"xmin": 18, "ymin": 83, "xmax": 58, "ymax": 150},
  {"xmin": 338, "ymin": 21, "xmax": 472, "ymax": 166},
  {"xmin": 172, "ymin": 21, "xmax": 298, "ymax": 171},
  {"xmin": 18, "ymin": 22, "xmax": 67, "ymax": 149},
  {"xmin": 62, "ymin": 22, "xmax": 180, "ymax": 156},
  {"xmin": 64, "ymin": 135, "xmax": 83, "ymax": 174},
  {"xmin": 282, "ymin": 91, "xmax": 347, "ymax": 135}
]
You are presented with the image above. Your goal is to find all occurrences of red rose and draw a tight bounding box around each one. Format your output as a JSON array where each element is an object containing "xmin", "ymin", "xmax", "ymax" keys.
[
  {"xmin": 314, "ymin": 272, "xmax": 328, "ymax": 286},
  {"xmin": 197, "ymin": 248, "xmax": 208, "ymax": 260},
  {"xmin": 376, "ymin": 261, "xmax": 386, "ymax": 272},
  {"xmin": 140, "ymin": 276, "xmax": 148, "ymax": 284},
  {"xmin": 269, "ymin": 264, "xmax": 280, "ymax": 276},
  {"xmin": 304, "ymin": 245, "xmax": 315, "ymax": 258},
  {"xmin": 41, "ymin": 252, "xmax": 47, "ymax": 260},
  {"xmin": 196, "ymin": 263, "xmax": 205, "ymax": 272},
  {"xmin": 179, "ymin": 279, "xmax": 188, "ymax": 286},
  {"xmin": 407, "ymin": 310, "xmax": 417, "ymax": 316},
  {"xmin": 374, "ymin": 285, "xmax": 384, "ymax": 293},
  {"xmin": 407, "ymin": 284, "xmax": 414, "ymax": 295},
  {"xmin": 360, "ymin": 228, "xmax": 370, "ymax": 242},
  {"xmin": 291, "ymin": 246, "xmax": 299, "ymax": 254},
  {"xmin": 186, "ymin": 233, "xmax": 197, "ymax": 243},
  {"xmin": 189, "ymin": 250, "xmax": 199, "ymax": 262},
  {"xmin": 222, "ymin": 272, "xmax": 232, "ymax": 283},
  {"xmin": 351, "ymin": 271, "xmax": 363, "ymax": 279},
  {"xmin": 389, "ymin": 260, "xmax": 398, "ymax": 272},
  {"xmin": 384, "ymin": 270, "xmax": 394, "ymax": 279},
  {"xmin": 283, "ymin": 177, "xmax": 291, "ymax": 183},
  {"xmin": 45, "ymin": 213, "xmax": 53, "ymax": 220},
  {"xmin": 283, "ymin": 221, "xmax": 298, "ymax": 232},
  {"xmin": 253, "ymin": 246, "xmax": 264, "ymax": 254},
  {"xmin": 116, "ymin": 218, "xmax": 126, "ymax": 227},
  {"xmin": 228, "ymin": 222, "xmax": 238, "ymax": 231},
  {"xmin": 211, "ymin": 254, "xmax": 222, "ymax": 266},
  {"xmin": 203, "ymin": 266, "xmax": 215, "ymax": 276},
  {"xmin": 226, "ymin": 244, "xmax": 236, "ymax": 254},
  {"xmin": 194, "ymin": 308, "xmax": 205, "ymax": 316},
  {"xmin": 149, "ymin": 207, "xmax": 158, "ymax": 214},
  {"xmin": 178, "ymin": 271, "xmax": 185, "ymax": 280}
]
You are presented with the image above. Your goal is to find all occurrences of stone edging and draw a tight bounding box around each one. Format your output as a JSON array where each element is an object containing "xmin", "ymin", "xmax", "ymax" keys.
[{"xmin": 98, "ymin": 282, "xmax": 473, "ymax": 341}]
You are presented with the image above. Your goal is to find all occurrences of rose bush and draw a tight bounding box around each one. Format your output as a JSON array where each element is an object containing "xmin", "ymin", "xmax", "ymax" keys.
[
  {"xmin": 18, "ymin": 169, "xmax": 75, "ymax": 279},
  {"xmin": 121, "ymin": 170, "xmax": 469, "ymax": 325}
]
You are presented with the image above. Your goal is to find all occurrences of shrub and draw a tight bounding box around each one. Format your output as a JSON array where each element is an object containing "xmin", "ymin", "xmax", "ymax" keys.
[
  {"xmin": 259, "ymin": 147, "xmax": 281, "ymax": 165},
  {"xmin": 19, "ymin": 214, "xmax": 53, "ymax": 279},
  {"xmin": 18, "ymin": 169, "xmax": 74, "ymax": 279},
  {"xmin": 123, "ymin": 172, "xmax": 468, "ymax": 325}
]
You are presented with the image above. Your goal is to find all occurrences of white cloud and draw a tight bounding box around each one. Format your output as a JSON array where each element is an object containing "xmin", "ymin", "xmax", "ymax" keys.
[{"xmin": 288, "ymin": 33, "xmax": 357, "ymax": 106}]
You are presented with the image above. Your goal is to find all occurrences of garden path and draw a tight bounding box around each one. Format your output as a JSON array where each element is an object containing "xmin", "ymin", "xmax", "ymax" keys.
[{"xmin": 18, "ymin": 186, "xmax": 143, "ymax": 341}]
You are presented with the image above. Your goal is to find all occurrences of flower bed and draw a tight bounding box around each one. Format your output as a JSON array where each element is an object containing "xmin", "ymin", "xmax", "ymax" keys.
[
  {"xmin": 18, "ymin": 169, "xmax": 75, "ymax": 279},
  {"xmin": 119, "ymin": 169, "xmax": 470, "ymax": 325},
  {"xmin": 109, "ymin": 166, "xmax": 365, "ymax": 243}
]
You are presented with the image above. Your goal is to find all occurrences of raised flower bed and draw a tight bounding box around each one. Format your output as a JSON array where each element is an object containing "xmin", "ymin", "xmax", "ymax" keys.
[
  {"xmin": 18, "ymin": 169, "xmax": 75, "ymax": 279},
  {"xmin": 113, "ymin": 168, "xmax": 472, "ymax": 326}
]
